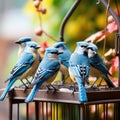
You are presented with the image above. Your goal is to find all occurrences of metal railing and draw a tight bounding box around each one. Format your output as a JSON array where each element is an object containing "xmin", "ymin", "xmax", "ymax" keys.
[{"xmin": 1, "ymin": 86, "xmax": 120, "ymax": 120}]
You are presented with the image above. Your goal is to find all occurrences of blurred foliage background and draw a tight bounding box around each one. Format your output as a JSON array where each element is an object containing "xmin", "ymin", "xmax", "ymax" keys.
[
  {"xmin": 0, "ymin": 0, "xmax": 119, "ymax": 119},
  {"xmin": 24, "ymin": 0, "xmax": 118, "ymax": 50}
]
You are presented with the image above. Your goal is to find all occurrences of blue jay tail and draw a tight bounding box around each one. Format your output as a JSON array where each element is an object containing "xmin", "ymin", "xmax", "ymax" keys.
[
  {"xmin": 0, "ymin": 77, "xmax": 17, "ymax": 101},
  {"xmin": 25, "ymin": 83, "xmax": 42, "ymax": 103},
  {"xmin": 76, "ymin": 78, "xmax": 88, "ymax": 102},
  {"xmin": 103, "ymin": 75, "xmax": 115, "ymax": 88},
  {"xmin": 78, "ymin": 83, "xmax": 88, "ymax": 102},
  {"xmin": 5, "ymin": 74, "xmax": 13, "ymax": 83}
]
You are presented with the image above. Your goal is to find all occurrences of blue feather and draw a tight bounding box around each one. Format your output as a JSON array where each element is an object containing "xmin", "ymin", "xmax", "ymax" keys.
[
  {"xmin": 25, "ymin": 82, "xmax": 42, "ymax": 102},
  {"xmin": 70, "ymin": 65, "xmax": 88, "ymax": 102},
  {"xmin": 77, "ymin": 79, "xmax": 87, "ymax": 102},
  {"xmin": 0, "ymin": 77, "xmax": 17, "ymax": 100}
]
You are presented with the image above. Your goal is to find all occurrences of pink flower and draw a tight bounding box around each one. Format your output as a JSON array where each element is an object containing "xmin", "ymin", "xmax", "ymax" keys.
[
  {"xmin": 109, "ymin": 57, "xmax": 118, "ymax": 74},
  {"xmin": 107, "ymin": 21, "xmax": 118, "ymax": 34}
]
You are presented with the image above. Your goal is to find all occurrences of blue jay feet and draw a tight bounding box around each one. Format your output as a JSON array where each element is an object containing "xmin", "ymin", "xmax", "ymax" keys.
[
  {"xmin": 24, "ymin": 78, "xmax": 32, "ymax": 91},
  {"xmin": 91, "ymin": 79, "xmax": 99, "ymax": 89},
  {"xmin": 60, "ymin": 80, "xmax": 65, "ymax": 85},
  {"xmin": 26, "ymin": 78, "xmax": 31, "ymax": 85},
  {"xmin": 59, "ymin": 74, "xmax": 69, "ymax": 86},
  {"xmin": 19, "ymin": 80, "xmax": 31, "ymax": 92},
  {"xmin": 20, "ymin": 80, "xmax": 29, "ymax": 88},
  {"xmin": 46, "ymin": 84, "xmax": 58, "ymax": 92},
  {"xmin": 86, "ymin": 80, "xmax": 90, "ymax": 86},
  {"xmin": 90, "ymin": 78, "xmax": 101, "ymax": 88},
  {"xmin": 71, "ymin": 83, "xmax": 78, "ymax": 95}
]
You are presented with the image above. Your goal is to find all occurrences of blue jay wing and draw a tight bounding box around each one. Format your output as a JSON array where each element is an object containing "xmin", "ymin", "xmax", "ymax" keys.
[
  {"xmin": 90, "ymin": 54, "xmax": 115, "ymax": 88},
  {"xmin": 6, "ymin": 52, "xmax": 34, "ymax": 82},
  {"xmin": 77, "ymin": 64, "xmax": 89, "ymax": 77},
  {"xmin": 32, "ymin": 67, "xmax": 59, "ymax": 85},
  {"xmin": 90, "ymin": 54, "xmax": 110, "ymax": 75},
  {"xmin": 32, "ymin": 67, "xmax": 46, "ymax": 84},
  {"xmin": 69, "ymin": 65, "xmax": 88, "ymax": 102},
  {"xmin": 32, "ymin": 59, "xmax": 60, "ymax": 85},
  {"xmin": 69, "ymin": 65, "xmax": 89, "ymax": 82}
]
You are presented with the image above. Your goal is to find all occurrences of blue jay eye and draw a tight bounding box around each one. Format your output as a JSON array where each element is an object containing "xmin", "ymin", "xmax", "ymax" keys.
[
  {"xmin": 51, "ymin": 52, "xmax": 57, "ymax": 54},
  {"xmin": 81, "ymin": 45, "xmax": 86, "ymax": 48},
  {"xmin": 88, "ymin": 47, "xmax": 93, "ymax": 51},
  {"xmin": 30, "ymin": 45, "xmax": 35, "ymax": 48},
  {"xmin": 56, "ymin": 45, "xmax": 60, "ymax": 48}
]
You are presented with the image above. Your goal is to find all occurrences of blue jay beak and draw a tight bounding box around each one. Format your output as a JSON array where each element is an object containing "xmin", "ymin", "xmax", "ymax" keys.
[
  {"xmin": 15, "ymin": 41, "xmax": 21, "ymax": 44},
  {"xmin": 57, "ymin": 51, "xmax": 63, "ymax": 55},
  {"xmin": 93, "ymin": 51, "xmax": 97, "ymax": 54},
  {"xmin": 35, "ymin": 45, "xmax": 40, "ymax": 49},
  {"xmin": 57, "ymin": 47, "xmax": 64, "ymax": 53}
]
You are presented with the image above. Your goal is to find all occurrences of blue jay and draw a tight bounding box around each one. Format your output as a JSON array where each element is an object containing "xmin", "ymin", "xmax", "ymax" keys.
[
  {"xmin": 25, "ymin": 47, "xmax": 62, "ymax": 102},
  {"xmin": 53, "ymin": 42, "xmax": 71, "ymax": 83},
  {"xmin": 87, "ymin": 42, "xmax": 115, "ymax": 88},
  {"xmin": 15, "ymin": 37, "xmax": 32, "ymax": 57},
  {"xmin": 69, "ymin": 41, "xmax": 90, "ymax": 102},
  {"xmin": 0, "ymin": 42, "xmax": 40, "ymax": 100},
  {"xmin": 16, "ymin": 39, "xmax": 42, "ymax": 86}
]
